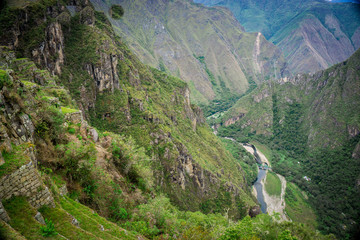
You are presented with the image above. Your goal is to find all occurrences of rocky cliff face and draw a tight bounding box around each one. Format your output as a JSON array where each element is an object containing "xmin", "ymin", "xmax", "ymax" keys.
[{"xmin": 90, "ymin": 0, "xmax": 289, "ymax": 104}]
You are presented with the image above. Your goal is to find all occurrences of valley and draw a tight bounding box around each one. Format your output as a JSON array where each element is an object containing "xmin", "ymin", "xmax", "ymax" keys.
[{"xmin": 0, "ymin": 0, "xmax": 359, "ymax": 239}]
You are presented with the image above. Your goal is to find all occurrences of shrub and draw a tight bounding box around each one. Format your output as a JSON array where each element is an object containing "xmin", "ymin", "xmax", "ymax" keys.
[
  {"xmin": 0, "ymin": 69, "xmax": 13, "ymax": 88},
  {"xmin": 110, "ymin": 198, "xmax": 129, "ymax": 221},
  {"xmin": 56, "ymin": 141, "xmax": 96, "ymax": 182},
  {"xmin": 40, "ymin": 219, "xmax": 57, "ymax": 237},
  {"xmin": 110, "ymin": 5, "xmax": 124, "ymax": 19},
  {"xmin": 68, "ymin": 128, "xmax": 76, "ymax": 134}
]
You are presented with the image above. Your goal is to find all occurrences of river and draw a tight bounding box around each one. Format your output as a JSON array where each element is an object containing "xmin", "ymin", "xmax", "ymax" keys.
[
  {"xmin": 242, "ymin": 143, "xmax": 269, "ymax": 213},
  {"xmin": 224, "ymin": 138, "xmax": 269, "ymax": 212},
  {"xmin": 223, "ymin": 137, "xmax": 288, "ymax": 219},
  {"xmin": 253, "ymin": 169, "xmax": 267, "ymax": 213}
]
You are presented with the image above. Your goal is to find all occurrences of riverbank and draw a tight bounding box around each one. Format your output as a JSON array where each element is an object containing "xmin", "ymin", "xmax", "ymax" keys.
[
  {"xmin": 263, "ymin": 173, "xmax": 289, "ymax": 221},
  {"xmin": 241, "ymin": 142, "xmax": 288, "ymax": 221}
]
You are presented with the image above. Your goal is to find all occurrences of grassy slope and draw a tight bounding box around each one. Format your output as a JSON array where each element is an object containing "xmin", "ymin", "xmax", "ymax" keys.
[{"xmin": 285, "ymin": 182, "xmax": 318, "ymax": 229}]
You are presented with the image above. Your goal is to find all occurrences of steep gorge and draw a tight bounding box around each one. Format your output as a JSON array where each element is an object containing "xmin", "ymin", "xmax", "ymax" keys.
[
  {"xmin": 0, "ymin": 0, "xmax": 357, "ymax": 239},
  {"xmin": 216, "ymin": 49, "xmax": 360, "ymax": 238}
]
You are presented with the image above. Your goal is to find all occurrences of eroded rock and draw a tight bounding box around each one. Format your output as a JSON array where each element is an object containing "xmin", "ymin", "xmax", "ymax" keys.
[{"xmin": 34, "ymin": 212, "xmax": 46, "ymax": 225}]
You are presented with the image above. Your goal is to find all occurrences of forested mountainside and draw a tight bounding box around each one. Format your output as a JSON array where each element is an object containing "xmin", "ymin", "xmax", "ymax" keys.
[
  {"xmin": 215, "ymin": 49, "xmax": 360, "ymax": 238},
  {"xmin": 0, "ymin": 0, "xmax": 336, "ymax": 239},
  {"xmin": 194, "ymin": 0, "xmax": 360, "ymax": 74},
  {"xmin": 90, "ymin": 0, "xmax": 289, "ymax": 105}
]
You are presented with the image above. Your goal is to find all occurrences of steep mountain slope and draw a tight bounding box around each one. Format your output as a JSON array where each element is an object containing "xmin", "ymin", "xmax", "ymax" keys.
[
  {"xmin": 216, "ymin": 49, "xmax": 360, "ymax": 238},
  {"xmin": 90, "ymin": 0, "xmax": 289, "ymax": 105},
  {"xmin": 195, "ymin": 0, "xmax": 360, "ymax": 74},
  {"xmin": 0, "ymin": 0, "xmax": 341, "ymax": 239},
  {"xmin": 0, "ymin": 0, "xmax": 257, "ymax": 224}
]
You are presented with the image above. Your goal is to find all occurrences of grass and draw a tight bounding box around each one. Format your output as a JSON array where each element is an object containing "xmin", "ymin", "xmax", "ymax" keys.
[
  {"xmin": 265, "ymin": 171, "xmax": 282, "ymax": 197},
  {"xmin": 3, "ymin": 196, "xmax": 62, "ymax": 240},
  {"xmin": 21, "ymin": 80, "xmax": 38, "ymax": 88},
  {"xmin": 2, "ymin": 193, "xmax": 137, "ymax": 240},
  {"xmin": 0, "ymin": 144, "xmax": 30, "ymax": 178},
  {"xmin": 0, "ymin": 220, "xmax": 26, "ymax": 240},
  {"xmin": 39, "ymin": 204, "xmax": 99, "ymax": 240},
  {"xmin": 60, "ymin": 196, "xmax": 136, "ymax": 239},
  {"xmin": 285, "ymin": 182, "xmax": 317, "ymax": 229},
  {"xmin": 61, "ymin": 107, "xmax": 78, "ymax": 114}
]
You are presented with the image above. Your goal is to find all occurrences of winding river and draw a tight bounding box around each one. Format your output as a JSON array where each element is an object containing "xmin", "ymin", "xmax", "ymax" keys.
[
  {"xmin": 224, "ymin": 138, "xmax": 288, "ymax": 219},
  {"xmin": 241, "ymin": 143, "xmax": 269, "ymax": 213}
]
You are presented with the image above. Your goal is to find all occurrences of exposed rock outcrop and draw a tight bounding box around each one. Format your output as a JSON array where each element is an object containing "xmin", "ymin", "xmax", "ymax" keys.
[
  {"xmin": 32, "ymin": 22, "xmax": 65, "ymax": 75},
  {"xmin": 85, "ymin": 42, "xmax": 120, "ymax": 93},
  {"xmin": 34, "ymin": 212, "xmax": 46, "ymax": 225},
  {"xmin": 224, "ymin": 114, "xmax": 245, "ymax": 127},
  {"xmin": 0, "ymin": 201, "xmax": 10, "ymax": 223}
]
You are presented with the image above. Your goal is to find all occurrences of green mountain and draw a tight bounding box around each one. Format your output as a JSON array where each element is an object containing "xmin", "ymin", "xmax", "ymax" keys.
[
  {"xmin": 0, "ymin": 0, "xmax": 336, "ymax": 239},
  {"xmin": 195, "ymin": 0, "xmax": 360, "ymax": 74},
  {"xmin": 90, "ymin": 0, "xmax": 289, "ymax": 105},
  {"xmin": 216, "ymin": 49, "xmax": 360, "ymax": 238}
]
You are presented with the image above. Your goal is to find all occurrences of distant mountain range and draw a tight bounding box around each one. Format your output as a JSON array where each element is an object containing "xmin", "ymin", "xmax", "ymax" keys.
[
  {"xmin": 91, "ymin": 0, "xmax": 289, "ymax": 105},
  {"xmin": 194, "ymin": 0, "xmax": 360, "ymax": 74}
]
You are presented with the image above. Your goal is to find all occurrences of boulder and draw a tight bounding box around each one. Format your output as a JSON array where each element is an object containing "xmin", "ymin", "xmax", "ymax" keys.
[
  {"xmin": 89, "ymin": 128, "xmax": 99, "ymax": 142},
  {"xmin": 34, "ymin": 212, "xmax": 46, "ymax": 225}
]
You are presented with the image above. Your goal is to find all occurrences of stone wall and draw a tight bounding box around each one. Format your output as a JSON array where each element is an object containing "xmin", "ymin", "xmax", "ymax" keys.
[{"xmin": 0, "ymin": 161, "xmax": 55, "ymax": 209}]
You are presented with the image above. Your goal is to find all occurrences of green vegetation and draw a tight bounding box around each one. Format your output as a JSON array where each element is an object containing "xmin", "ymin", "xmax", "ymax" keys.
[
  {"xmin": 0, "ymin": 69, "xmax": 13, "ymax": 88},
  {"xmin": 110, "ymin": 4, "xmax": 124, "ymax": 19},
  {"xmin": 67, "ymin": 128, "xmax": 76, "ymax": 134},
  {"xmin": 61, "ymin": 107, "xmax": 78, "ymax": 114},
  {"xmin": 198, "ymin": 0, "xmax": 360, "ymax": 73},
  {"xmin": 0, "ymin": 1, "xmax": 355, "ymax": 239},
  {"xmin": 272, "ymin": 96, "xmax": 307, "ymax": 158},
  {"xmin": 221, "ymin": 138, "xmax": 258, "ymax": 185},
  {"xmin": 0, "ymin": 144, "xmax": 31, "ymax": 178},
  {"xmin": 59, "ymin": 196, "xmax": 135, "ymax": 239},
  {"xmin": 40, "ymin": 219, "xmax": 57, "ymax": 237},
  {"xmin": 98, "ymin": 0, "xmax": 286, "ymax": 105},
  {"xmin": 3, "ymin": 197, "xmax": 62, "ymax": 240},
  {"xmin": 216, "ymin": 49, "xmax": 360, "ymax": 238},
  {"xmin": 0, "ymin": 220, "xmax": 26, "ymax": 240},
  {"xmin": 265, "ymin": 172, "xmax": 281, "ymax": 197},
  {"xmin": 285, "ymin": 182, "xmax": 317, "ymax": 229}
]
